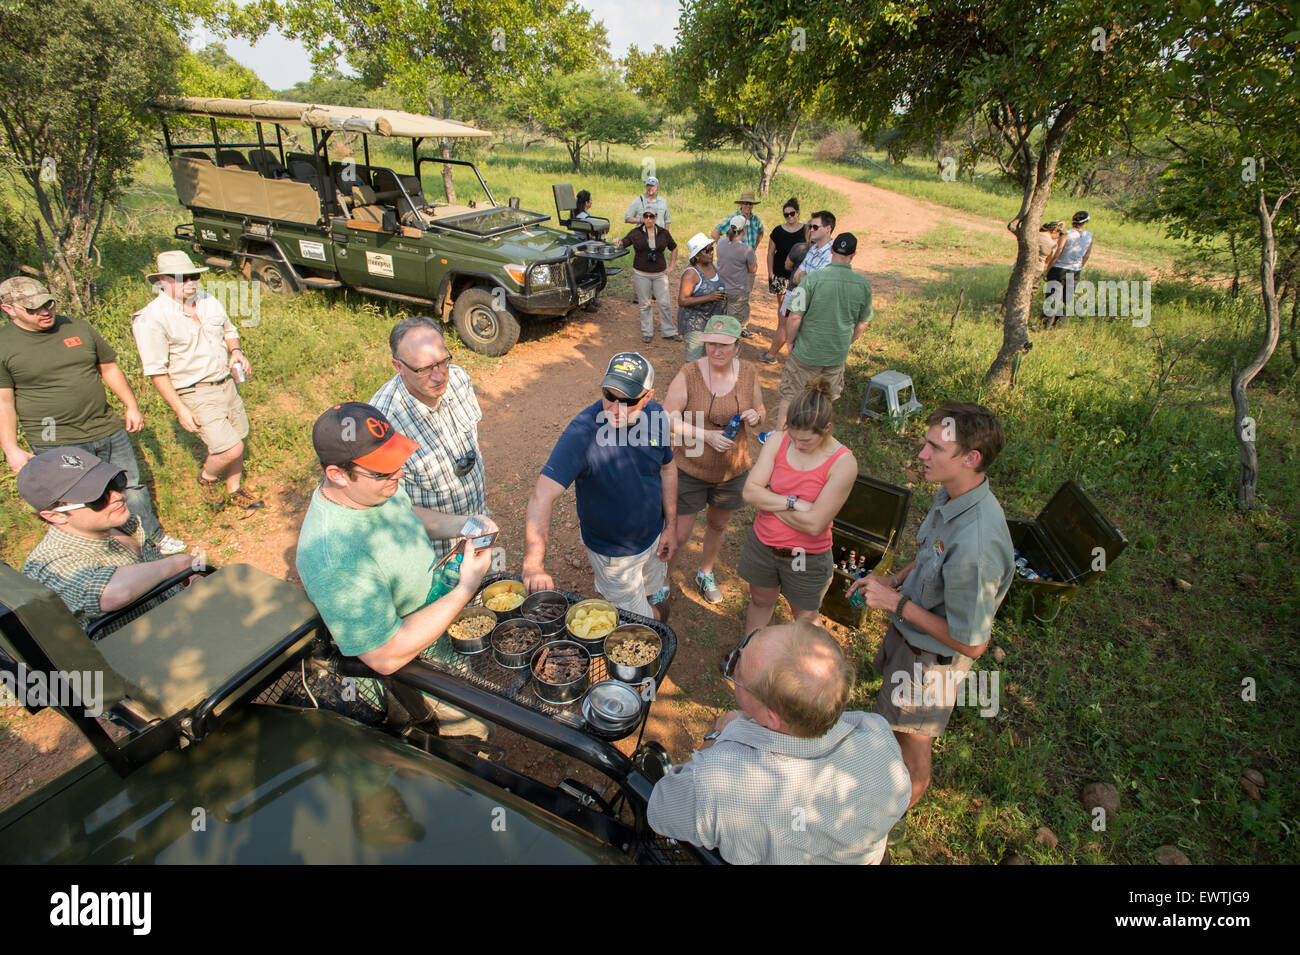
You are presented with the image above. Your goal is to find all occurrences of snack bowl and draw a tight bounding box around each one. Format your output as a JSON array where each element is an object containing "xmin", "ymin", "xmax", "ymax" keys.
[
  {"xmin": 603, "ymin": 625, "xmax": 662, "ymax": 683},
  {"xmin": 491, "ymin": 619, "xmax": 543, "ymax": 669},
  {"xmin": 530, "ymin": 640, "xmax": 591, "ymax": 705},
  {"xmin": 447, "ymin": 606, "xmax": 497, "ymax": 655},
  {"xmin": 582, "ymin": 680, "xmax": 645, "ymax": 733},
  {"xmin": 480, "ymin": 579, "xmax": 527, "ymax": 618},
  {"xmin": 564, "ymin": 598, "xmax": 619, "ymax": 652},
  {"xmin": 521, "ymin": 591, "xmax": 570, "ymax": 637}
]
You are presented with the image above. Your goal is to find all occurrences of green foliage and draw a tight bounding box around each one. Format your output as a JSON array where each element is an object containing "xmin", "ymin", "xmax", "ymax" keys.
[
  {"xmin": 277, "ymin": 74, "xmax": 372, "ymax": 107},
  {"xmin": 0, "ymin": 0, "xmax": 184, "ymax": 309},
  {"xmin": 510, "ymin": 73, "xmax": 658, "ymax": 171},
  {"xmin": 620, "ymin": 45, "xmax": 674, "ymax": 104}
]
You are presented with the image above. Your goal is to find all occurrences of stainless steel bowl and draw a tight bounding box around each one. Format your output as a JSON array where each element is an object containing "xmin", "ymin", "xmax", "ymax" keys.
[
  {"xmin": 520, "ymin": 591, "xmax": 570, "ymax": 637},
  {"xmin": 447, "ymin": 607, "xmax": 497, "ymax": 654},
  {"xmin": 603, "ymin": 625, "xmax": 662, "ymax": 683},
  {"xmin": 530, "ymin": 639, "xmax": 590, "ymax": 705},
  {"xmin": 583, "ymin": 680, "xmax": 645, "ymax": 732},
  {"xmin": 564, "ymin": 598, "xmax": 619, "ymax": 653},
  {"xmin": 480, "ymin": 579, "xmax": 527, "ymax": 619},
  {"xmin": 491, "ymin": 618, "xmax": 543, "ymax": 669}
]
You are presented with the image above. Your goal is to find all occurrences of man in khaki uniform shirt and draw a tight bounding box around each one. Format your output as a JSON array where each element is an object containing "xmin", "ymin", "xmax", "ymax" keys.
[
  {"xmin": 131, "ymin": 251, "xmax": 263, "ymax": 511},
  {"xmin": 848, "ymin": 402, "xmax": 1014, "ymax": 809}
]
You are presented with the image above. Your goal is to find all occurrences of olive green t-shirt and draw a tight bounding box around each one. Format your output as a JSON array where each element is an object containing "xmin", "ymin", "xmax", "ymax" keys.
[{"xmin": 0, "ymin": 315, "xmax": 121, "ymax": 443}]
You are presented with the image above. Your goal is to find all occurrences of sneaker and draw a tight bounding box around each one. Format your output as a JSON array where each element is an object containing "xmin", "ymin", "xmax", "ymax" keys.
[
  {"xmin": 156, "ymin": 534, "xmax": 187, "ymax": 556},
  {"xmin": 739, "ymin": 327, "xmax": 756, "ymax": 339},
  {"xmin": 197, "ymin": 473, "xmax": 226, "ymax": 508},
  {"xmin": 229, "ymin": 487, "xmax": 265, "ymax": 510},
  {"xmin": 642, "ymin": 334, "xmax": 653, "ymax": 343},
  {"xmin": 757, "ymin": 351, "xmax": 778, "ymax": 365},
  {"xmin": 695, "ymin": 570, "xmax": 723, "ymax": 604},
  {"xmin": 648, "ymin": 584, "xmax": 671, "ymax": 623}
]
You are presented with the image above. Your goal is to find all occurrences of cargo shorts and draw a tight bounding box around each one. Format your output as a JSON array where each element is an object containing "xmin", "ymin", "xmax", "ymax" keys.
[
  {"xmin": 177, "ymin": 377, "xmax": 249, "ymax": 455},
  {"xmin": 872, "ymin": 624, "xmax": 974, "ymax": 737}
]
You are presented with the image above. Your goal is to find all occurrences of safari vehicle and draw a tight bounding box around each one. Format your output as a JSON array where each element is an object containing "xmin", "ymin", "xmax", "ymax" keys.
[
  {"xmin": 0, "ymin": 563, "xmax": 718, "ymax": 864},
  {"xmin": 154, "ymin": 96, "xmax": 628, "ymax": 356}
]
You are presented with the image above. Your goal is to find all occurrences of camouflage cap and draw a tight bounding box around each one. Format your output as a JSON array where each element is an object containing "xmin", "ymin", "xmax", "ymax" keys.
[{"xmin": 0, "ymin": 276, "xmax": 54, "ymax": 310}]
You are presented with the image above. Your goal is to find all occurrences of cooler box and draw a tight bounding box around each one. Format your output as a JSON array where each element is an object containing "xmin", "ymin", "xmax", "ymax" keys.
[
  {"xmin": 1000, "ymin": 480, "xmax": 1127, "ymax": 624},
  {"xmin": 819, "ymin": 473, "xmax": 912, "ymax": 629}
]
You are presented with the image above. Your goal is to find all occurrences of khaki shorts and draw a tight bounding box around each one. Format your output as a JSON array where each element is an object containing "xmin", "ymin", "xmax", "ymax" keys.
[
  {"xmin": 723, "ymin": 292, "xmax": 751, "ymax": 326},
  {"xmin": 586, "ymin": 538, "xmax": 668, "ymax": 619},
  {"xmin": 872, "ymin": 624, "xmax": 974, "ymax": 738},
  {"xmin": 677, "ymin": 469, "xmax": 748, "ymax": 514},
  {"xmin": 736, "ymin": 524, "xmax": 833, "ymax": 613},
  {"xmin": 778, "ymin": 354, "xmax": 846, "ymax": 404},
  {"xmin": 178, "ymin": 377, "xmax": 249, "ymax": 455}
]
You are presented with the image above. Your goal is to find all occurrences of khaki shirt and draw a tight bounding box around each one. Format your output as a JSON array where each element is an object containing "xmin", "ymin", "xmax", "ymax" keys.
[
  {"xmin": 131, "ymin": 291, "xmax": 237, "ymax": 389},
  {"xmin": 624, "ymin": 193, "xmax": 671, "ymax": 226},
  {"xmin": 897, "ymin": 479, "xmax": 1015, "ymax": 655}
]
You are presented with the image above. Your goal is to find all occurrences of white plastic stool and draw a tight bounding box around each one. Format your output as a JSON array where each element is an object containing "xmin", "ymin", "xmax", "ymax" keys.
[{"xmin": 861, "ymin": 370, "xmax": 922, "ymax": 421}]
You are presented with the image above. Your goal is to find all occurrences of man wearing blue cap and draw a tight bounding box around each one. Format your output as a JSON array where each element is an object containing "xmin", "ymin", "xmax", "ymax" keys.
[{"xmin": 625, "ymin": 176, "xmax": 671, "ymax": 226}]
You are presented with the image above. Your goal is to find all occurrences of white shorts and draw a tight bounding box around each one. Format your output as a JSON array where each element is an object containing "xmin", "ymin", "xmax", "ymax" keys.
[{"xmin": 585, "ymin": 538, "xmax": 667, "ymax": 619}]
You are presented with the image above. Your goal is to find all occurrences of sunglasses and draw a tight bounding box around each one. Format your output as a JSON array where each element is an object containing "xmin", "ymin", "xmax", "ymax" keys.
[
  {"xmin": 784, "ymin": 210, "xmax": 798, "ymax": 218},
  {"xmin": 602, "ymin": 389, "xmax": 646, "ymax": 406},
  {"xmin": 51, "ymin": 473, "xmax": 128, "ymax": 513},
  {"xmin": 808, "ymin": 224, "xmax": 824, "ymax": 232},
  {"xmin": 397, "ymin": 354, "xmax": 453, "ymax": 378},
  {"xmin": 720, "ymin": 627, "xmax": 761, "ymax": 681},
  {"xmin": 352, "ymin": 463, "xmax": 404, "ymax": 481}
]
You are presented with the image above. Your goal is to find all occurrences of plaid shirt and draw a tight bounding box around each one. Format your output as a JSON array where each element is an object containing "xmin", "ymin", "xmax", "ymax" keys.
[
  {"xmin": 369, "ymin": 366, "xmax": 487, "ymax": 561},
  {"xmin": 647, "ymin": 711, "xmax": 911, "ymax": 864},
  {"xmin": 22, "ymin": 516, "xmax": 172, "ymax": 635},
  {"xmin": 800, "ymin": 240, "xmax": 834, "ymax": 276},
  {"xmin": 714, "ymin": 212, "xmax": 765, "ymax": 249}
]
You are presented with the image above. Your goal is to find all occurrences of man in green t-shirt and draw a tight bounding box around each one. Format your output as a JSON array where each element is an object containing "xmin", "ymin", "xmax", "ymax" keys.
[
  {"xmin": 0, "ymin": 276, "xmax": 184, "ymax": 554},
  {"xmin": 295, "ymin": 402, "xmax": 497, "ymax": 737},
  {"xmin": 775, "ymin": 233, "xmax": 873, "ymax": 430}
]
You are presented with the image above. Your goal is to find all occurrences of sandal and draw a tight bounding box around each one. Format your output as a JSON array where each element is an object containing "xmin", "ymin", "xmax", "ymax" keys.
[{"xmin": 757, "ymin": 351, "xmax": 778, "ymax": 364}]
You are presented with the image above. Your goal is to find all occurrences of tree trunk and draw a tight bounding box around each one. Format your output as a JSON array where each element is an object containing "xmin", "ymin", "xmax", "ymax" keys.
[
  {"xmin": 1232, "ymin": 187, "xmax": 1288, "ymax": 508},
  {"xmin": 439, "ymin": 95, "xmax": 457, "ymax": 205},
  {"xmin": 568, "ymin": 139, "xmax": 583, "ymax": 171}
]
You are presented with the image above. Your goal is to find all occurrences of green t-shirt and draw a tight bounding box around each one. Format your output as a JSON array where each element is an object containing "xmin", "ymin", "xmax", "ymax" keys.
[
  {"xmin": 790, "ymin": 263, "xmax": 873, "ymax": 367},
  {"xmin": 295, "ymin": 485, "xmax": 445, "ymax": 658},
  {"xmin": 0, "ymin": 315, "xmax": 121, "ymax": 443}
]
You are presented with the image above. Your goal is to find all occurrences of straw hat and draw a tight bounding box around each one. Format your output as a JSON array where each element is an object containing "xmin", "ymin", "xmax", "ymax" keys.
[
  {"xmin": 146, "ymin": 250, "xmax": 209, "ymax": 282},
  {"xmin": 735, "ymin": 189, "xmax": 760, "ymax": 205}
]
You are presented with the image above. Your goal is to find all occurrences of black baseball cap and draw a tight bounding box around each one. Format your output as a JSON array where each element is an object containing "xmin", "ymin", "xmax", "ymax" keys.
[
  {"xmin": 17, "ymin": 447, "xmax": 124, "ymax": 512},
  {"xmin": 312, "ymin": 402, "xmax": 418, "ymax": 470},
  {"xmin": 601, "ymin": 352, "xmax": 654, "ymax": 397},
  {"xmin": 832, "ymin": 233, "xmax": 858, "ymax": 255}
]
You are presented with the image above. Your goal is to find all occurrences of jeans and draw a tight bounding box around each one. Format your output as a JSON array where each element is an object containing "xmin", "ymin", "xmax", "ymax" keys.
[
  {"xmin": 31, "ymin": 428, "xmax": 163, "ymax": 538},
  {"xmin": 632, "ymin": 270, "xmax": 675, "ymax": 337}
]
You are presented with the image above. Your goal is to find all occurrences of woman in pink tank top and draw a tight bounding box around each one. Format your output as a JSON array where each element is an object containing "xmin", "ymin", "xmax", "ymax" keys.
[{"xmin": 737, "ymin": 377, "xmax": 857, "ymax": 634}]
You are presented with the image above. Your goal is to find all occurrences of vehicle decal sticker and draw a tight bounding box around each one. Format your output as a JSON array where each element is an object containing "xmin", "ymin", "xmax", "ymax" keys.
[
  {"xmin": 365, "ymin": 251, "xmax": 394, "ymax": 277},
  {"xmin": 299, "ymin": 239, "xmax": 327, "ymax": 261}
]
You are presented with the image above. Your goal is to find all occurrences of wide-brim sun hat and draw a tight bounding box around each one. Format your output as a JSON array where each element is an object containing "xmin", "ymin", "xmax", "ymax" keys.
[
  {"xmin": 146, "ymin": 250, "xmax": 209, "ymax": 282},
  {"xmin": 735, "ymin": 189, "xmax": 760, "ymax": 204},
  {"xmin": 687, "ymin": 233, "xmax": 715, "ymax": 260}
]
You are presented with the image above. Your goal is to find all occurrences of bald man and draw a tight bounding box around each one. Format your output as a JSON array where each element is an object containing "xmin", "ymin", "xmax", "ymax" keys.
[{"xmin": 648, "ymin": 622, "xmax": 911, "ymax": 864}]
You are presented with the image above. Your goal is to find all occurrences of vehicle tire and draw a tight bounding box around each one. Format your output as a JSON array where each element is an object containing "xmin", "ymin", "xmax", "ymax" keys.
[
  {"xmin": 251, "ymin": 260, "xmax": 297, "ymax": 296},
  {"xmin": 452, "ymin": 287, "xmax": 520, "ymax": 357}
]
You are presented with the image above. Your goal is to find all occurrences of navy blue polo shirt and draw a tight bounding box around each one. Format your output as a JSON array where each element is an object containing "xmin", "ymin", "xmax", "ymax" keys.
[{"xmin": 541, "ymin": 400, "xmax": 674, "ymax": 557}]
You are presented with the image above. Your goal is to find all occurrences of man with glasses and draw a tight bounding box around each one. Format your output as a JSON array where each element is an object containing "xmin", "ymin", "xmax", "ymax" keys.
[
  {"xmin": 18, "ymin": 447, "xmax": 198, "ymax": 635},
  {"xmin": 792, "ymin": 210, "xmax": 836, "ymax": 285},
  {"xmin": 623, "ymin": 175, "xmax": 671, "ymax": 226},
  {"xmin": 1, "ymin": 275, "xmax": 185, "ymax": 554},
  {"xmin": 647, "ymin": 621, "xmax": 911, "ymax": 864},
  {"xmin": 131, "ymin": 251, "xmax": 263, "ymax": 511},
  {"xmin": 369, "ymin": 316, "xmax": 487, "ymax": 562},
  {"xmin": 524, "ymin": 353, "xmax": 678, "ymax": 622},
  {"xmin": 295, "ymin": 402, "xmax": 496, "ymax": 737}
]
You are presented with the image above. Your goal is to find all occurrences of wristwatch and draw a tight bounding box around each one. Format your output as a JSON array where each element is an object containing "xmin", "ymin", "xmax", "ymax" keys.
[
  {"xmin": 703, "ymin": 730, "xmax": 722, "ymax": 742},
  {"xmin": 786, "ymin": 495, "xmax": 799, "ymax": 511}
]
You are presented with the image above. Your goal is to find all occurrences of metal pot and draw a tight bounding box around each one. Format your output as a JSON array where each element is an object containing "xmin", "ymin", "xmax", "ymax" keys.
[
  {"xmin": 521, "ymin": 591, "xmax": 570, "ymax": 637},
  {"xmin": 603, "ymin": 625, "xmax": 662, "ymax": 683},
  {"xmin": 530, "ymin": 640, "xmax": 590, "ymax": 705},
  {"xmin": 480, "ymin": 579, "xmax": 527, "ymax": 619},
  {"xmin": 582, "ymin": 680, "xmax": 645, "ymax": 733},
  {"xmin": 447, "ymin": 607, "xmax": 497, "ymax": 655},
  {"xmin": 491, "ymin": 618, "xmax": 543, "ymax": 669},
  {"xmin": 564, "ymin": 598, "xmax": 619, "ymax": 653}
]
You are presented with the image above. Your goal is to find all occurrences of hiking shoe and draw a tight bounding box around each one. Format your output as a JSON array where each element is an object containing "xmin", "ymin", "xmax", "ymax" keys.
[
  {"xmin": 197, "ymin": 473, "xmax": 226, "ymax": 508},
  {"xmin": 649, "ymin": 584, "xmax": 671, "ymax": 623},
  {"xmin": 739, "ymin": 327, "xmax": 756, "ymax": 339},
  {"xmin": 642, "ymin": 334, "xmax": 653, "ymax": 343},
  {"xmin": 757, "ymin": 351, "xmax": 778, "ymax": 365},
  {"xmin": 156, "ymin": 534, "xmax": 187, "ymax": 556},
  {"xmin": 230, "ymin": 487, "xmax": 265, "ymax": 510},
  {"xmin": 695, "ymin": 570, "xmax": 723, "ymax": 604}
]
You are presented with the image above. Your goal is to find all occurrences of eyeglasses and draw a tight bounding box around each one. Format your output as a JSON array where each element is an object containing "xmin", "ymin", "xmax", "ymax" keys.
[
  {"xmin": 602, "ymin": 389, "xmax": 647, "ymax": 406},
  {"xmin": 396, "ymin": 354, "xmax": 453, "ymax": 378},
  {"xmin": 720, "ymin": 628, "xmax": 762, "ymax": 683},
  {"xmin": 352, "ymin": 463, "xmax": 404, "ymax": 481},
  {"xmin": 51, "ymin": 474, "xmax": 127, "ymax": 513}
]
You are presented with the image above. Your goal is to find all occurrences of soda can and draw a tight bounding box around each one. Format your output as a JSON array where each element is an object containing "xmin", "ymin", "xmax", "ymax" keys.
[{"xmin": 232, "ymin": 363, "xmax": 247, "ymax": 384}]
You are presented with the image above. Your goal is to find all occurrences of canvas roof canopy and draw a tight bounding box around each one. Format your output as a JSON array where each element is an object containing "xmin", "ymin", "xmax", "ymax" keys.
[{"xmin": 155, "ymin": 96, "xmax": 492, "ymax": 140}]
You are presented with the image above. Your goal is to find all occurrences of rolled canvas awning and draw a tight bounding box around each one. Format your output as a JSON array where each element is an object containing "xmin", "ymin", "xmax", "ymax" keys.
[{"xmin": 155, "ymin": 96, "xmax": 492, "ymax": 139}]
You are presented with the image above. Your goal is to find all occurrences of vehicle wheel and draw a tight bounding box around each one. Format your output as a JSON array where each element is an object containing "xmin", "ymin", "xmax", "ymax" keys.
[
  {"xmin": 252, "ymin": 260, "xmax": 297, "ymax": 296},
  {"xmin": 452, "ymin": 287, "xmax": 520, "ymax": 357}
]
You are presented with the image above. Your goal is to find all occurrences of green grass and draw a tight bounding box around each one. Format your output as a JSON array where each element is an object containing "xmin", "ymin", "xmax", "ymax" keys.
[{"xmin": 3, "ymin": 138, "xmax": 1297, "ymax": 864}]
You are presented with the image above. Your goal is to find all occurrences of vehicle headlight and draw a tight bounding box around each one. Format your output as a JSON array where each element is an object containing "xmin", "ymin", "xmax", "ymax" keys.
[{"xmin": 528, "ymin": 263, "xmax": 562, "ymax": 289}]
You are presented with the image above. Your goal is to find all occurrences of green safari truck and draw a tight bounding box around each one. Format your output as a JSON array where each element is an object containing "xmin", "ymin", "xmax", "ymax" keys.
[{"xmin": 154, "ymin": 96, "xmax": 627, "ymax": 356}]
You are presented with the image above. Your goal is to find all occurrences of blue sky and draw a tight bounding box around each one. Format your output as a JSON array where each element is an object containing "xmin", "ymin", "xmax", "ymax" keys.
[{"xmin": 191, "ymin": 0, "xmax": 681, "ymax": 91}]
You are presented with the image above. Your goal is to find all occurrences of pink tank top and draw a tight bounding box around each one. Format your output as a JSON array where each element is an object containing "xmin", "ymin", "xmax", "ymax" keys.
[{"xmin": 754, "ymin": 434, "xmax": 851, "ymax": 552}]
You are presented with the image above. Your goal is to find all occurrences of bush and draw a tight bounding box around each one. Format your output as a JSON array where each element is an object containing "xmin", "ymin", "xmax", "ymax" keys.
[{"xmin": 814, "ymin": 128, "xmax": 864, "ymax": 163}]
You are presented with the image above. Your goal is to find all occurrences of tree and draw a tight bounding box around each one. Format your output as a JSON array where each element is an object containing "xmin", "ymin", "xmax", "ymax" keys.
[
  {"xmin": 512, "ymin": 73, "xmax": 656, "ymax": 171},
  {"xmin": 672, "ymin": 0, "xmax": 827, "ymax": 196},
  {"xmin": 794, "ymin": 0, "xmax": 1172, "ymax": 387},
  {"xmin": 1154, "ymin": 1, "xmax": 1300, "ymax": 508},
  {"xmin": 263, "ymin": 0, "xmax": 607, "ymax": 200},
  {"xmin": 0, "ymin": 0, "xmax": 183, "ymax": 310}
]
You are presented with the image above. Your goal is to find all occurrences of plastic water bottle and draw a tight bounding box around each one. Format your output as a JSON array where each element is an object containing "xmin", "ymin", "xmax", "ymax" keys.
[
  {"xmin": 722, "ymin": 414, "xmax": 742, "ymax": 441},
  {"xmin": 428, "ymin": 553, "xmax": 464, "ymax": 602}
]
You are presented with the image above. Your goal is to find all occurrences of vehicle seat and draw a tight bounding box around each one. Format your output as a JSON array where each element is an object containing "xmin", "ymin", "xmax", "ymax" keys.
[
  {"xmin": 217, "ymin": 149, "xmax": 254, "ymax": 171},
  {"xmin": 373, "ymin": 168, "xmax": 430, "ymax": 224},
  {"xmin": 349, "ymin": 184, "xmax": 389, "ymax": 226},
  {"xmin": 250, "ymin": 149, "xmax": 290, "ymax": 179},
  {"xmin": 179, "ymin": 150, "xmax": 214, "ymax": 164},
  {"xmin": 289, "ymin": 160, "xmax": 321, "ymax": 191},
  {"xmin": 553, "ymin": 183, "xmax": 609, "ymax": 238}
]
